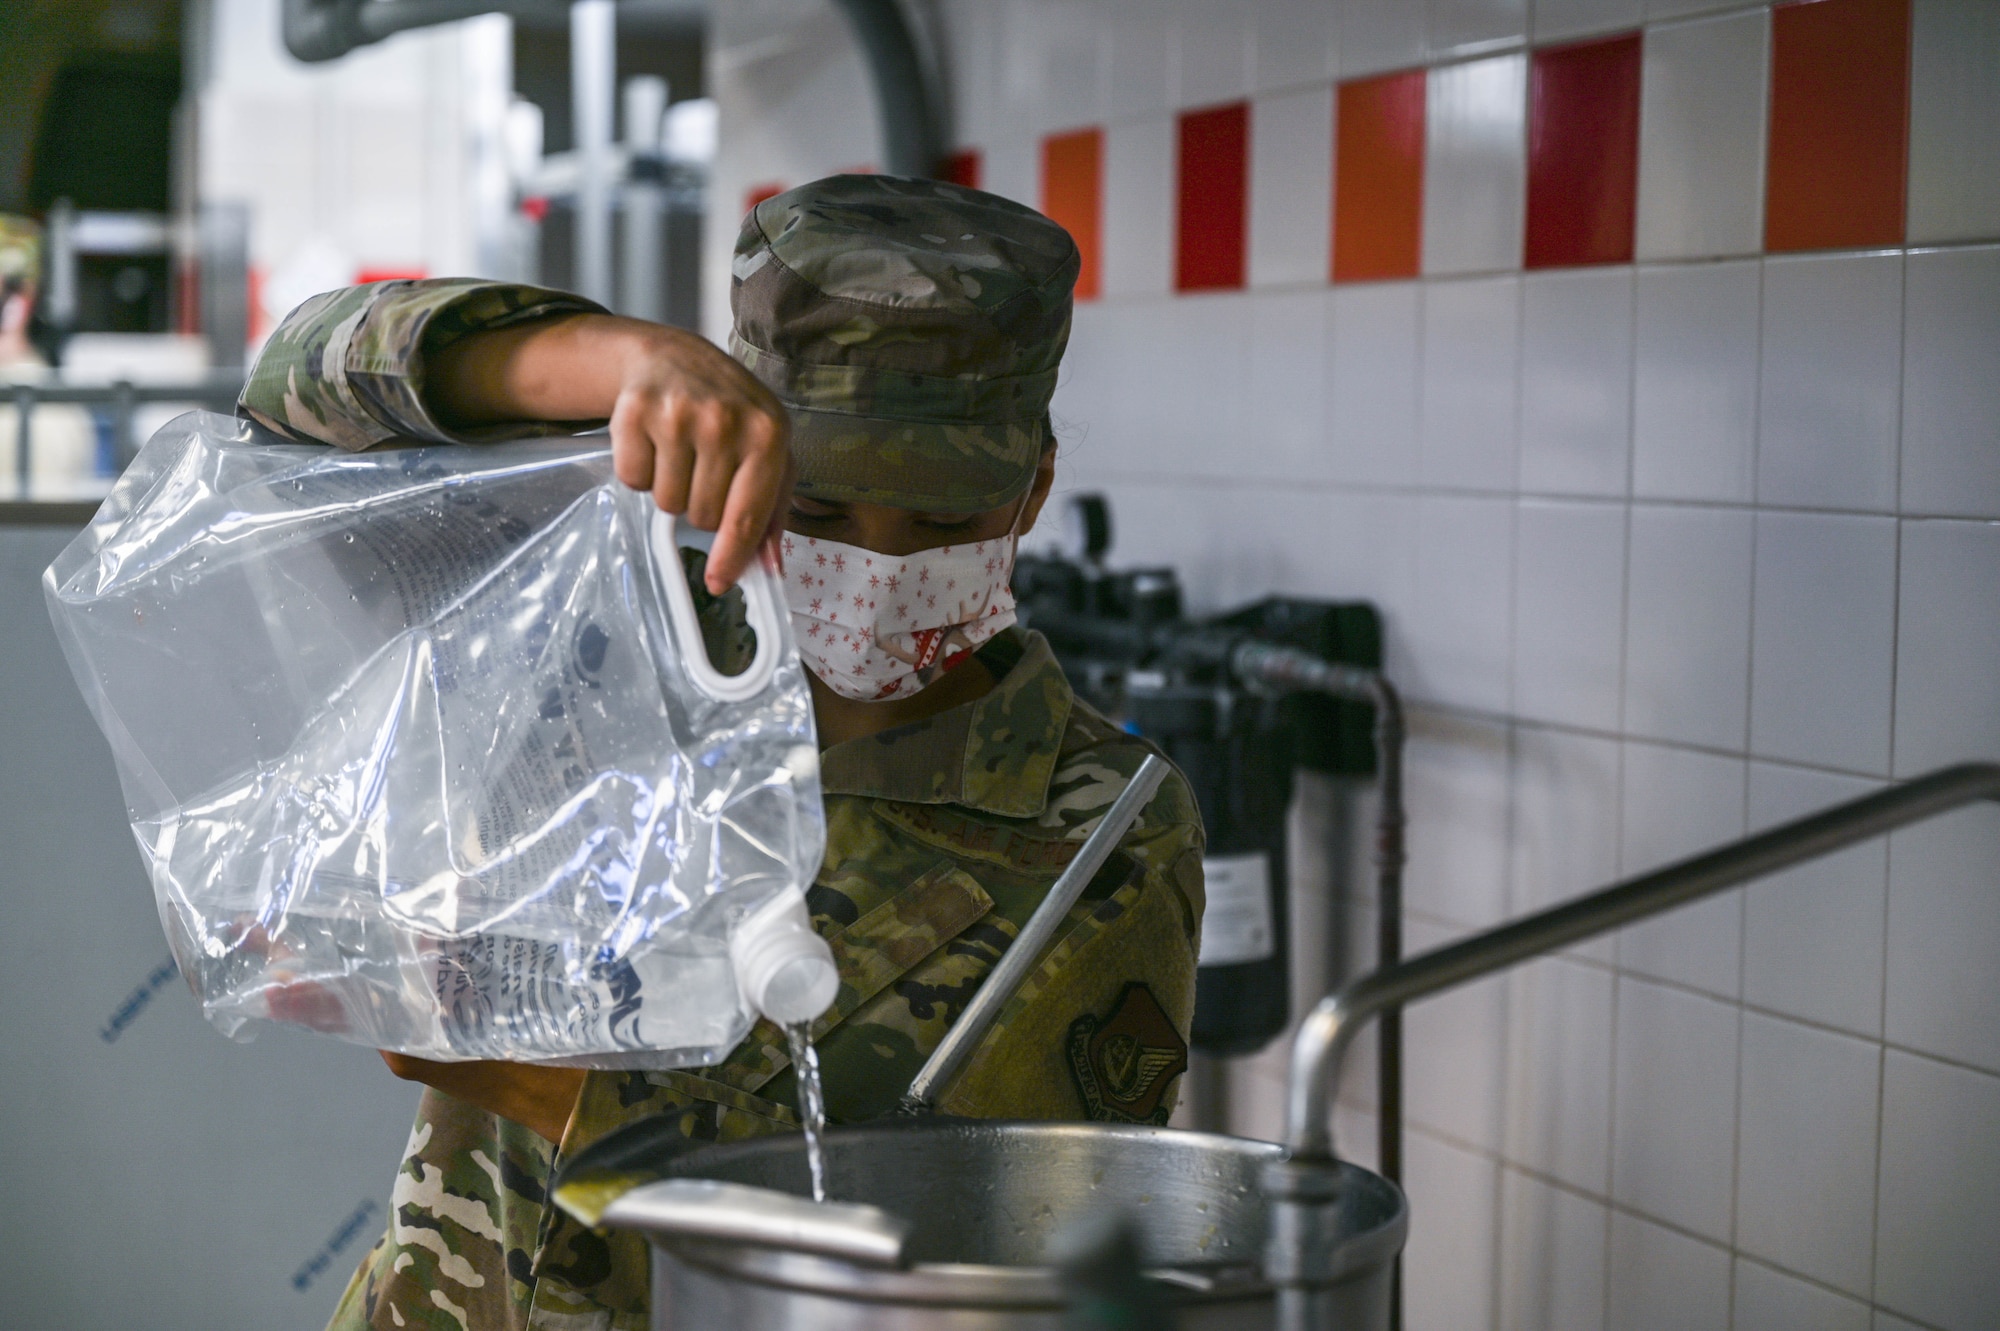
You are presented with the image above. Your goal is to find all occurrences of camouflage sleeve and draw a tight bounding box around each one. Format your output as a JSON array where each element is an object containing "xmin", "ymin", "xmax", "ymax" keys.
[{"xmin": 239, "ymin": 278, "xmax": 607, "ymax": 450}]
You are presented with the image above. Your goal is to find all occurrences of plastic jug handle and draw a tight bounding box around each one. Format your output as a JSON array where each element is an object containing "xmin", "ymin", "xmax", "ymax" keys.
[{"xmin": 649, "ymin": 509, "xmax": 786, "ymax": 703}]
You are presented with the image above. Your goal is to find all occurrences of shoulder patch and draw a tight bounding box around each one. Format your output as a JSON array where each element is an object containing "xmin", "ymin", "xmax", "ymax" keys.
[{"xmin": 1066, "ymin": 982, "xmax": 1189, "ymax": 1125}]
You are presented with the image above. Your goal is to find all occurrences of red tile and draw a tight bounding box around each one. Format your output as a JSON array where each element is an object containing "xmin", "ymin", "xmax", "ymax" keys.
[
  {"xmin": 941, "ymin": 149, "xmax": 983, "ymax": 189},
  {"xmin": 1176, "ymin": 102, "xmax": 1250, "ymax": 292},
  {"xmin": 1041, "ymin": 129, "xmax": 1103, "ymax": 301},
  {"xmin": 1332, "ymin": 70, "xmax": 1426, "ymax": 283},
  {"xmin": 355, "ymin": 267, "xmax": 427, "ymax": 284},
  {"xmin": 1766, "ymin": 0, "xmax": 1911, "ymax": 252},
  {"xmin": 1525, "ymin": 33, "xmax": 1642, "ymax": 269}
]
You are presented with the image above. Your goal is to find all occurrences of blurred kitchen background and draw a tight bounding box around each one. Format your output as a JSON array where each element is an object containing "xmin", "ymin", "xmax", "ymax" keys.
[{"xmin": 3, "ymin": 2, "xmax": 1997, "ymax": 1330}]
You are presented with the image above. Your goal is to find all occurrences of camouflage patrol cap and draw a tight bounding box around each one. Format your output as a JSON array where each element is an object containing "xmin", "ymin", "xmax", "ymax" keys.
[{"xmin": 731, "ymin": 174, "xmax": 1079, "ymax": 513}]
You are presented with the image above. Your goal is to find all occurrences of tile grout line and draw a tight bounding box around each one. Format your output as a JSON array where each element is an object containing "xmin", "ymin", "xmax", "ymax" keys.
[{"xmin": 1722, "ymin": 249, "xmax": 1775, "ymax": 1330}]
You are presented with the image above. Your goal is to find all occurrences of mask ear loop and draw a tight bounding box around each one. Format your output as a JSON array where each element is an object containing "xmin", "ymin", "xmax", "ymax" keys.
[{"xmin": 649, "ymin": 509, "xmax": 785, "ymax": 703}]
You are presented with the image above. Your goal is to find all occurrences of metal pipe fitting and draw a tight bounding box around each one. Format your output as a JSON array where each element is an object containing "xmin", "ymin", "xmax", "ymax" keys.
[{"xmin": 829, "ymin": 0, "xmax": 946, "ymax": 178}]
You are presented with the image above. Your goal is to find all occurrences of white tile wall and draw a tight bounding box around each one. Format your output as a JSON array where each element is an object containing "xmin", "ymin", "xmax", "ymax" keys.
[
  {"xmin": 1907, "ymin": 0, "xmax": 2000, "ymax": 245},
  {"xmin": 1404, "ymin": 712, "xmax": 1514, "ymax": 929},
  {"xmin": 1534, "ymin": 0, "xmax": 1643, "ymax": 42},
  {"xmin": 1749, "ymin": 511, "xmax": 1898, "ymax": 775},
  {"xmin": 1622, "ymin": 504, "xmax": 1753, "ymax": 750},
  {"xmin": 1249, "ymin": 86, "xmax": 1335, "ymax": 287},
  {"xmin": 712, "ymin": 4, "xmax": 2000, "ymax": 1328},
  {"xmin": 1607, "ymin": 1210, "xmax": 1731, "ymax": 1331},
  {"xmin": 1733, "ymin": 1260, "xmax": 1873, "ymax": 1331},
  {"xmin": 1427, "ymin": 0, "xmax": 1529, "ymax": 59},
  {"xmin": 1105, "ymin": 13, "xmax": 1174, "ymax": 121},
  {"xmin": 1503, "ymin": 955, "xmax": 1614, "ymax": 1191},
  {"xmin": 1338, "ymin": 0, "xmax": 1427, "ymax": 77},
  {"xmin": 1498, "ymin": 1168, "xmax": 1608, "ymax": 1331},
  {"xmin": 1518, "ymin": 266, "xmax": 1635, "ymax": 498},
  {"xmin": 1875, "ymin": 1051, "xmax": 2000, "ymax": 1331},
  {"xmin": 1512, "ymin": 499, "xmax": 1626, "ymax": 731},
  {"xmin": 1421, "ymin": 275, "xmax": 1522, "ymax": 489},
  {"xmin": 1175, "ymin": 0, "xmax": 1253, "ymax": 109},
  {"xmin": 1757, "ymin": 252, "xmax": 1904, "ymax": 513},
  {"xmin": 1509, "ymin": 725, "xmax": 1621, "ymax": 941},
  {"xmin": 1328, "ymin": 281, "xmax": 1422, "ymax": 485},
  {"xmin": 1635, "ymin": 9, "xmax": 1770, "ymax": 260},
  {"xmin": 1734, "ymin": 1014, "xmax": 1881, "ymax": 1295},
  {"xmin": 1893, "ymin": 518, "xmax": 2000, "ymax": 772},
  {"xmin": 1404, "ymin": 1131, "xmax": 1502, "ymax": 1331},
  {"xmin": 1423, "ymin": 54, "xmax": 1528, "ymax": 276},
  {"xmin": 1244, "ymin": 290, "xmax": 1332, "ymax": 480},
  {"xmin": 1631, "ymin": 259, "xmax": 1761, "ymax": 503},
  {"xmin": 1251, "ymin": 0, "xmax": 1338, "ymax": 92},
  {"xmin": 1885, "ymin": 804, "xmax": 2000, "ymax": 1076},
  {"xmin": 1900, "ymin": 246, "xmax": 2000, "ymax": 519},
  {"xmin": 1101, "ymin": 118, "xmax": 1175, "ymax": 298},
  {"xmin": 1612, "ymin": 975, "xmax": 1739, "ymax": 1241},
  {"xmin": 1408, "ymin": 494, "xmax": 1515, "ymax": 712}
]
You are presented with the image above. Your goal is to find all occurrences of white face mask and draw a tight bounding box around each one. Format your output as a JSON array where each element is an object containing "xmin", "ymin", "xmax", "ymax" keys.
[{"xmin": 780, "ymin": 514, "xmax": 1022, "ymax": 703}]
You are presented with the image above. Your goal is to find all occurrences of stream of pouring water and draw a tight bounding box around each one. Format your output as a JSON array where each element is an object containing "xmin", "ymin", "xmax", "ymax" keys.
[{"xmin": 785, "ymin": 1022, "xmax": 829, "ymax": 1203}]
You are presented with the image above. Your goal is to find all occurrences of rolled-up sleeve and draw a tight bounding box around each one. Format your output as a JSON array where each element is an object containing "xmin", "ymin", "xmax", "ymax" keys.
[{"xmin": 238, "ymin": 278, "xmax": 607, "ymax": 449}]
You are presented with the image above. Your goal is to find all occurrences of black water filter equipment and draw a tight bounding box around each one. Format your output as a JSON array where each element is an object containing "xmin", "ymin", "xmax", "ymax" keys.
[
  {"xmin": 1127, "ymin": 683, "xmax": 1294, "ymax": 1055},
  {"xmin": 1014, "ymin": 494, "xmax": 1382, "ymax": 1058}
]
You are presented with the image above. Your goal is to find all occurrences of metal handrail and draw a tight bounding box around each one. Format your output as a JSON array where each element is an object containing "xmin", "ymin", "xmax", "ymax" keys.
[{"xmin": 1283, "ymin": 761, "xmax": 2000, "ymax": 1159}]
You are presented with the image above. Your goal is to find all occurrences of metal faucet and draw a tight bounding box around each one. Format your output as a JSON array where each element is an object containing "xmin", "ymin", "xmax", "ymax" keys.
[{"xmin": 1263, "ymin": 761, "xmax": 2000, "ymax": 1331}]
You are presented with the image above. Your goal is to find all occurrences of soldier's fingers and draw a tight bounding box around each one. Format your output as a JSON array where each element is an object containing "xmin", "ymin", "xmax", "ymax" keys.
[
  {"xmin": 609, "ymin": 391, "xmax": 655, "ymax": 493},
  {"xmin": 649, "ymin": 399, "xmax": 698, "ymax": 514},
  {"xmin": 683, "ymin": 422, "xmax": 738, "ymax": 533},
  {"xmin": 707, "ymin": 440, "xmax": 790, "ymax": 592}
]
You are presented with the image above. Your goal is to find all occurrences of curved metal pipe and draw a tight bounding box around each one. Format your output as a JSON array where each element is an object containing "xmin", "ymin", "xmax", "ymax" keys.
[
  {"xmin": 829, "ymin": 0, "xmax": 946, "ymax": 178},
  {"xmin": 1284, "ymin": 761, "xmax": 2000, "ymax": 1159}
]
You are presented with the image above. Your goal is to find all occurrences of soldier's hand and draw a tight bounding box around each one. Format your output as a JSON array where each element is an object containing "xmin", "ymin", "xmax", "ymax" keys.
[
  {"xmin": 601, "ymin": 321, "xmax": 794, "ymax": 593},
  {"xmin": 379, "ymin": 1052, "xmax": 587, "ymax": 1145},
  {"xmin": 431, "ymin": 312, "xmax": 793, "ymax": 593}
]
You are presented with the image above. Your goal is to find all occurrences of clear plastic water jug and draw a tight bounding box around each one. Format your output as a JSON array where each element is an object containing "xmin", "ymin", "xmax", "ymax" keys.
[{"xmin": 45, "ymin": 411, "xmax": 835, "ymax": 1068}]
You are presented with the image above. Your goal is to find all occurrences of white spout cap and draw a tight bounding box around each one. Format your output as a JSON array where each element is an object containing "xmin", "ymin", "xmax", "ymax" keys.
[{"xmin": 730, "ymin": 887, "xmax": 839, "ymax": 1027}]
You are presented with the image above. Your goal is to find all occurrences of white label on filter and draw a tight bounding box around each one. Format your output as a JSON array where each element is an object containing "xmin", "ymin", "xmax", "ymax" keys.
[{"xmin": 1199, "ymin": 852, "xmax": 1275, "ymax": 966}]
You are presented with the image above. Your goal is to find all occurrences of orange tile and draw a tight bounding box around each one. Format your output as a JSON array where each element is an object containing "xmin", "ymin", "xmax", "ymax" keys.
[
  {"xmin": 1041, "ymin": 128, "xmax": 1103, "ymax": 301},
  {"xmin": 1766, "ymin": 0, "xmax": 1912, "ymax": 252},
  {"xmin": 1333, "ymin": 69, "xmax": 1426, "ymax": 283}
]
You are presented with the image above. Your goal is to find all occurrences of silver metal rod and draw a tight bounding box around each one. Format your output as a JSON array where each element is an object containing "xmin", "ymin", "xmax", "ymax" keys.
[
  {"xmin": 570, "ymin": 0, "xmax": 616, "ymax": 306},
  {"xmin": 1284, "ymin": 762, "xmax": 2000, "ymax": 1159},
  {"xmin": 902, "ymin": 753, "xmax": 1172, "ymax": 1110},
  {"xmin": 600, "ymin": 1178, "xmax": 908, "ymax": 1267},
  {"xmin": 620, "ymin": 75, "xmax": 668, "ymax": 321}
]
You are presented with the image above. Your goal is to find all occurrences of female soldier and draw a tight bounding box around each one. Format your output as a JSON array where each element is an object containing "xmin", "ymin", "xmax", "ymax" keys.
[{"xmin": 241, "ymin": 174, "xmax": 1205, "ymax": 1331}]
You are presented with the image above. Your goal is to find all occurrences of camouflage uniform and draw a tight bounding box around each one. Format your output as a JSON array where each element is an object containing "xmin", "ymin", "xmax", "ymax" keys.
[{"xmin": 239, "ymin": 175, "xmax": 1206, "ymax": 1331}]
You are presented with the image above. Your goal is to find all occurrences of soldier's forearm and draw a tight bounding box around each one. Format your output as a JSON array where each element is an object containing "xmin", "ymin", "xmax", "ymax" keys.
[{"xmin": 428, "ymin": 311, "xmax": 695, "ymax": 429}]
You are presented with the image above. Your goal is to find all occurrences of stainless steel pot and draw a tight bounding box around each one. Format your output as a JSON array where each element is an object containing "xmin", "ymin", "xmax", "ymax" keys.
[{"xmin": 601, "ymin": 1118, "xmax": 1405, "ymax": 1330}]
